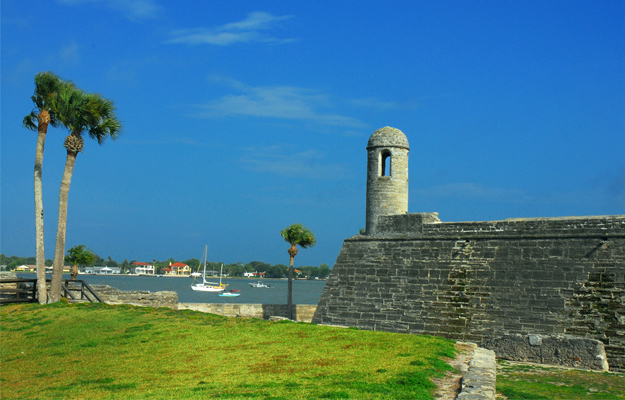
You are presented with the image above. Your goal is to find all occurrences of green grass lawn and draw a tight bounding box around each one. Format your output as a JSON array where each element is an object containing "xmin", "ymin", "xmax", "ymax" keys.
[
  {"xmin": 497, "ymin": 360, "xmax": 625, "ymax": 400},
  {"xmin": 1, "ymin": 302, "xmax": 456, "ymax": 399}
]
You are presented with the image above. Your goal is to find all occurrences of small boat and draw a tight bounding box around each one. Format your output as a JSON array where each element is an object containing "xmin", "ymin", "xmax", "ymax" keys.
[
  {"xmin": 219, "ymin": 290, "xmax": 241, "ymax": 297},
  {"xmin": 191, "ymin": 247, "xmax": 227, "ymax": 292},
  {"xmin": 249, "ymin": 281, "xmax": 271, "ymax": 288}
]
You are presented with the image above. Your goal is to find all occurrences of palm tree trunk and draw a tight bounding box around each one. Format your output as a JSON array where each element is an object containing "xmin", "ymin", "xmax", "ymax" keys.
[
  {"xmin": 288, "ymin": 255, "xmax": 294, "ymax": 320},
  {"xmin": 49, "ymin": 151, "xmax": 77, "ymax": 303},
  {"xmin": 34, "ymin": 111, "xmax": 49, "ymax": 304},
  {"xmin": 287, "ymin": 244, "xmax": 298, "ymax": 320}
]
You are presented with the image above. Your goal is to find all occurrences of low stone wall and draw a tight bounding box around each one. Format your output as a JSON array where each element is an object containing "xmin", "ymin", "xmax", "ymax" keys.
[
  {"xmin": 179, "ymin": 303, "xmax": 318, "ymax": 322},
  {"xmin": 0, "ymin": 272, "xmax": 17, "ymax": 280},
  {"xmin": 87, "ymin": 284, "xmax": 317, "ymax": 322},
  {"xmin": 91, "ymin": 285, "xmax": 178, "ymax": 310}
]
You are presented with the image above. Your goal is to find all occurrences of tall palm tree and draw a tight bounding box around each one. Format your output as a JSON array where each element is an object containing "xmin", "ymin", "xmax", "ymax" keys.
[
  {"xmin": 23, "ymin": 72, "xmax": 75, "ymax": 304},
  {"xmin": 65, "ymin": 245, "xmax": 96, "ymax": 280},
  {"xmin": 281, "ymin": 223, "xmax": 316, "ymax": 320},
  {"xmin": 49, "ymin": 90, "xmax": 122, "ymax": 303}
]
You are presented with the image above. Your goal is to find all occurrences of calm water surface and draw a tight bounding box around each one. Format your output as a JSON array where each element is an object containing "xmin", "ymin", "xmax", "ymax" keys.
[{"xmin": 19, "ymin": 274, "xmax": 326, "ymax": 305}]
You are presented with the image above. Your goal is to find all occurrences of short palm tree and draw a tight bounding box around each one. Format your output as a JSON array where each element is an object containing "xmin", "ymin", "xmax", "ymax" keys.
[
  {"xmin": 23, "ymin": 72, "xmax": 75, "ymax": 304},
  {"xmin": 65, "ymin": 245, "xmax": 96, "ymax": 280},
  {"xmin": 281, "ymin": 224, "xmax": 316, "ymax": 319},
  {"xmin": 49, "ymin": 89, "xmax": 122, "ymax": 303}
]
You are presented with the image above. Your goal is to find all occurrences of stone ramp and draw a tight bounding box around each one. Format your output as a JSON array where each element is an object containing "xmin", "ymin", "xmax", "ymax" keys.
[
  {"xmin": 455, "ymin": 347, "xmax": 496, "ymax": 400},
  {"xmin": 435, "ymin": 343, "xmax": 496, "ymax": 400}
]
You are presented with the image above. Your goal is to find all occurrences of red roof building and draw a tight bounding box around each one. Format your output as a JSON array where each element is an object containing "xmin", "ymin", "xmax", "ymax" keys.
[{"xmin": 169, "ymin": 262, "xmax": 191, "ymax": 276}]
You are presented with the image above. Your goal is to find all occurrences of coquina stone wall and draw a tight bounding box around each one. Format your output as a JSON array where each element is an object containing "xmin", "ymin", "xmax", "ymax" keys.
[
  {"xmin": 312, "ymin": 213, "xmax": 625, "ymax": 371},
  {"xmin": 179, "ymin": 303, "xmax": 317, "ymax": 322},
  {"xmin": 90, "ymin": 285, "xmax": 317, "ymax": 322}
]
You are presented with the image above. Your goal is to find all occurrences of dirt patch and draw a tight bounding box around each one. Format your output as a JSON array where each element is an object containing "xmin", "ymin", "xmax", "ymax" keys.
[{"xmin": 433, "ymin": 342, "xmax": 477, "ymax": 399}]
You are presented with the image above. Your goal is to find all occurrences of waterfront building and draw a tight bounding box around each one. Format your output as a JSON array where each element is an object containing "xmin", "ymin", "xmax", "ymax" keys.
[{"xmin": 131, "ymin": 262, "xmax": 155, "ymax": 275}]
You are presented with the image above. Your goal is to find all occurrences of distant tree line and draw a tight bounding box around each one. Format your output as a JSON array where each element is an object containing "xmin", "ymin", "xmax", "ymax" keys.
[
  {"xmin": 1, "ymin": 253, "xmax": 332, "ymax": 279},
  {"xmin": 1, "ymin": 255, "xmax": 52, "ymax": 270}
]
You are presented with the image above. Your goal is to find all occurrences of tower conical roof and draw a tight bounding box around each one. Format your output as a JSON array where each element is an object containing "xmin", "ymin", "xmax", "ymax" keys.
[{"xmin": 367, "ymin": 126, "xmax": 409, "ymax": 150}]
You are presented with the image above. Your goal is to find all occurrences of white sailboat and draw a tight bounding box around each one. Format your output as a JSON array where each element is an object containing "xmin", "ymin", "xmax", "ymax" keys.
[{"xmin": 191, "ymin": 246, "xmax": 227, "ymax": 292}]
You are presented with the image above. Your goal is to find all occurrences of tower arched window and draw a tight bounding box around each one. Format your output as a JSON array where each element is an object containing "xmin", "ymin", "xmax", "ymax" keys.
[{"xmin": 381, "ymin": 150, "xmax": 391, "ymax": 176}]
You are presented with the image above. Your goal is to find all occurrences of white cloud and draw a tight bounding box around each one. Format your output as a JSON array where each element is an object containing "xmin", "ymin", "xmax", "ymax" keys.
[
  {"xmin": 114, "ymin": 0, "xmax": 160, "ymax": 20},
  {"xmin": 240, "ymin": 145, "xmax": 352, "ymax": 181},
  {"xmin": 349, "ymin": 97, "xmax": 397, "ymax": 109},
  {"xmin": 223, "ymin": 11, "xmax": 290, "ymax": 31},
  {"xmin": 166, "ymin": 11, "xmax": 295, "ymax": 46},
  {"xmin": 192, "ymin": 78, "xmax": 367, "ymax": 128},
  {"xmin": 57, "ymin": 0, "xmax": 160, "ymax": 21}
]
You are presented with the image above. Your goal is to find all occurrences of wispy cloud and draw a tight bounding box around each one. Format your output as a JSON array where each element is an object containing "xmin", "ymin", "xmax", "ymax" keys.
[
  {"xmin": 59, "ymin": 42, "xmax": 81, "ymax": 64},
  {"xmin": 57, "ymin": 0, "xmax": 161, "ymax": 21},
  {"xmin": 240, "ymin": 145, "xmax": 352, "ymax": 181},
  {"xmin": 348, "ymin": 97, "xmax": 397, "ymax": 109},
  {"xmin": 589, "ymin": 166, "xmax": 625, "ymax": 208},
  {"xmin": 120, "ymin": 137, "xmax": 221, "ymax": 147},
  {"xmin": 192, "ymin": 77, "xmax": 367, "ymax": 128},
  {"xmin": 105, "ymin": 56, "xmax": 159, "ymax": 85},
  {"xmin": 5, "ymin": 58, "xmax": 35, "ymax": 84},
  {"xmin": 44, "ymin": 42, "xmax": 81, "ymax": 68},
  {"xmin": 419, "ymin": 179, "xmax": 625, "ymax": 214},
  {"xmin": 416, "ymin": 183, "xmax": 536, "ymax": 203},
  {"xmin": 166, "ymin": 12, "xmax": 295, "ymax": 46}
]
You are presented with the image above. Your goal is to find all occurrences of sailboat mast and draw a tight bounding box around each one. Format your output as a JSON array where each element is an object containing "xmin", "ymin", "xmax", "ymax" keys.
[{"xmin": 203, "ymin": 245, "xmax": 208, "ymax": 284}]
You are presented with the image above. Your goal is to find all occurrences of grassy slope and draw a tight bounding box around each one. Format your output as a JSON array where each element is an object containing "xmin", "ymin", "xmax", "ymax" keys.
[{"xmin": 1, "ymin": 302, "xmax": 456, "ymax": 400}]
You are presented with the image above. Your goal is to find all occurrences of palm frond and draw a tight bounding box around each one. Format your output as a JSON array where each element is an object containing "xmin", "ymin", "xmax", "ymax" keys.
[
  {"xmin": 281, "ymin": 224, "xmax": 317, "ymax": 248},
  {"xmin": 65, "ymin": 244, "xmax": 96, "ymax": 266},
  {"xmin": 27, "ymin": 72, "xmax": 123, "ymax": 147},
  {"xmin": 56, "ymin": 88, "xmax": 93, "ymax": 135},
  {"xmin": 85, "ymin": 94, "xmax": 122, "ymax": 144},
  {"xmin": 23, "ymin": 111, "xmax": 38, "ymax": 131},
  {"xmin": 55, "ymin": 89, "xmax": 123, "ymax": 145},
  {"xmin": 24, "ymin": 71, "xmax": 75, "ymax": 131},
  {"xmin": 32, "ymin": 71, "xmax": 65, "ymax": 110}
]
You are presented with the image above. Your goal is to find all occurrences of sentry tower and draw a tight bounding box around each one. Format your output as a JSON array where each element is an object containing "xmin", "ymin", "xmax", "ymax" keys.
[{"xmin": 365, "ymin": 126, "xmax": 410, "ymax": 235}]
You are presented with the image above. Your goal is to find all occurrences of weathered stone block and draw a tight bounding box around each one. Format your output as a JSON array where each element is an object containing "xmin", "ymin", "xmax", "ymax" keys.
[{"xmin": 484, "ymin": 334, "xmax": 609, "ymax": 371}]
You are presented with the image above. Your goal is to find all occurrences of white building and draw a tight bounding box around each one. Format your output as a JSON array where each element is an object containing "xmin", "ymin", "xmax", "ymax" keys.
[{"xmin": 131, "ymin": 262, "xmax": 155, "ymax": 275}]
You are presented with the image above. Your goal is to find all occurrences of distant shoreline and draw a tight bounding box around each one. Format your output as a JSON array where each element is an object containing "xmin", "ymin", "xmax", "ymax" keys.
[{"xmin": 11, "ymin": 271, "xmax": 325, "ymax": 280}]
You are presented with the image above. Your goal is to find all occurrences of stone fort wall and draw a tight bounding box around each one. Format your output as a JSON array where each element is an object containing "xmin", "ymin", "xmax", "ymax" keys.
[{"xmin": 312, "ymin": 213, "xmax": 625, "ymax": 371}]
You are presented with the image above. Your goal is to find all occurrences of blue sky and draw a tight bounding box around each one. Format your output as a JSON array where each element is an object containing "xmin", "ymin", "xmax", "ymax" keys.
[{"xmin": 2, "ymin": 1, "xmax": 624, "ymax": 267}]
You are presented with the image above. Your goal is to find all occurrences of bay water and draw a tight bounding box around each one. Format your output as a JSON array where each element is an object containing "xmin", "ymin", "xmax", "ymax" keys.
[{"xmin": 18, "ymin": 273, "xmax": 326, "ymax": 305}]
